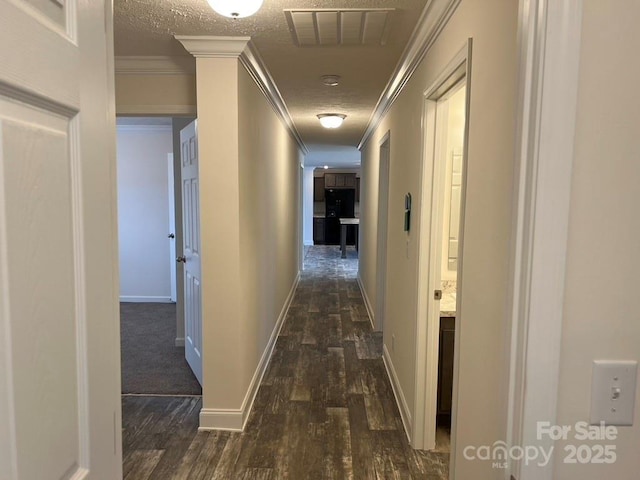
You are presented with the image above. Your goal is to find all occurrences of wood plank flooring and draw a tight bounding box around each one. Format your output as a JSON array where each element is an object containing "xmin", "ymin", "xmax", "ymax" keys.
[{"xmin": 122, "ymin": 246, "xmax": 449, "ymax": 479}]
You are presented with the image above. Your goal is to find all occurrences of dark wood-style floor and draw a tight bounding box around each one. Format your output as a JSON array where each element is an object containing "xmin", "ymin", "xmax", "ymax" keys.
[{"xmin": 122, "ymin": 246, "xmax": 449, "ymax": 479}]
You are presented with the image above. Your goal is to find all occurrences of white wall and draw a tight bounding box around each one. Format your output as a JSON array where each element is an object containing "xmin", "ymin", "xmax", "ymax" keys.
[
  {"xmin": 554, "ymin": 2, "xmax": 640, "ymax": 478},
  {"xmin": 359, "ymin": 0, "xmax": 518, "ymax": 477},
  {"xmin": 117, "ymin": 125, "xmax": 174, "ymax": 302}
]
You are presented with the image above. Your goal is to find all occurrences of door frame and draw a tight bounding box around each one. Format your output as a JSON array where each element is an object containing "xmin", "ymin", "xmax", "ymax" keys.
[
  {"xmin": 505, "ymin": 1, "xmax": 583, "ymax": 478},
  {"xmin": 413, "ymin": 41, "xmax": 472, "ymax": 452},
  {"xmin": 375, "ymin": 132, "xmax": 391, "ymax": 332}
]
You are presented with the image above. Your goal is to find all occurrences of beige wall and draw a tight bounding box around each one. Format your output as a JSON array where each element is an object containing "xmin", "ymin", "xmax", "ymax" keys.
[
  {"xmin": 555, "ymin": 2, "xmax": 640, "ymax": 478},
  {"xmin": 237, "ymin": 63, "xmax": 302, "ymax": 395},
  {"xmin": 359, "ymin": 0, "xmax": 518, "ymax": 477},
  {"xmin": 115, "ymin": 74, "xmax": 196, "ymax": 115},
  {"xmin": 195, "ymin": 56, "xmax": 301, "ymax": 417}
]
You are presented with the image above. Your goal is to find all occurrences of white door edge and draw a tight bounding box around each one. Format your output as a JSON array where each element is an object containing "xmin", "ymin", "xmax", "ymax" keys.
[{"xmin": 168, "ymin": 153, "xmax": 177, "ymax": 303}]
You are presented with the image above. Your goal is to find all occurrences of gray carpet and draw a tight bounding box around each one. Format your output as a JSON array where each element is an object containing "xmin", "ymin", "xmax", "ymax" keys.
[{"xmin": 120, "ymin": 302, "xmax": 202, "ymax": 395}]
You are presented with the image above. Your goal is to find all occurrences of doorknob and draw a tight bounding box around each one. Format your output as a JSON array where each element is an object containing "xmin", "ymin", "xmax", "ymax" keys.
[
  {"xmin": 168, "ymin": 233, "xmax": 175, "ymax": 239},
  {"xmin": 176, "ymin": 256, "xmax": 186, "ymax": 263}
]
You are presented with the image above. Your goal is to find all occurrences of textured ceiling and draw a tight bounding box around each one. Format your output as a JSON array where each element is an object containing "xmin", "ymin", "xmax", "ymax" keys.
[{"xmin": 114, "ymin": 0, "xmax": 428, "ymax": 153}]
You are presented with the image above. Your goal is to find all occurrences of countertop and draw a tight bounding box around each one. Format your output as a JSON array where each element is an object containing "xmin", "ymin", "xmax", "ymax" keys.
[{"xmin": 440, "ymin": 280, "xmax": 457, "ymax": 317}]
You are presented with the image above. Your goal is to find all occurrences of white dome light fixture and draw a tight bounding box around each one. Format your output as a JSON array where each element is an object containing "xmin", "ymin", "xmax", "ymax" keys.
[
  {"xmin": 317, "ymin": 113, "xmax": 346, "ymax": 129},
  {"xmin": 321, "ymin": 75, "xmax": 341, "ymax": 87},
  {"xmin": 207, "ymin": 0, "xmax": 264, "ymax": 19}
]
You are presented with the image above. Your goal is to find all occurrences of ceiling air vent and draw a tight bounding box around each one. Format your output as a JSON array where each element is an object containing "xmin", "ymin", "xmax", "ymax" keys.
[{"xmin": 284, "ymin": 8, "xmax": 395, "ymax": 47}]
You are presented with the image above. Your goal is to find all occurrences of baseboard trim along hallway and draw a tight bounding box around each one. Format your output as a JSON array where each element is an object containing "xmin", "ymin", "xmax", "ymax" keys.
[
  {"xmin": 357, "ymin": 274, "xmax": 376, "ymax": 331},
  {"xmin": 199, "ymin": 272, "xmax": 301, "ymax": 431},
  {"xmin": 383, "ymin": 343, "xmax": 414, "ymax": 442}
]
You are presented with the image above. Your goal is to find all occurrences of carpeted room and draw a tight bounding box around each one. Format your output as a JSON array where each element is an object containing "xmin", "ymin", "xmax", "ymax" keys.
[{"xmin": 120, "ymin": 302, "xmax": 200, "ymax": 396}]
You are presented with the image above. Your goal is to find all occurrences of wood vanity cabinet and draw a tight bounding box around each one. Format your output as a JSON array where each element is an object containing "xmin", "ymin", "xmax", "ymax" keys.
[
  {"xmin": 437, "ymin": 316, "xmax": 455, "ymax": 425},
  {"xmin": 313, "ymin": 217, "xmax": 325, "ymax": 244},
  {"xmin": 324, "ymin": 173, "xmax": 356, "ymax": 188}
]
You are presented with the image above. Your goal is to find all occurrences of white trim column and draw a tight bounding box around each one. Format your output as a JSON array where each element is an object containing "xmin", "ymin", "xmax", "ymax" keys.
[
  {"xmin": 506, "ymin": 1, "xmax": 583, "ymax": 479},
  {"xmin": 176, "ymin": 36, "xmax": 249, "ymax": 429},
  {"xmin": 302, "ymin": 166, "xmax": 315, "ymax": 247}
]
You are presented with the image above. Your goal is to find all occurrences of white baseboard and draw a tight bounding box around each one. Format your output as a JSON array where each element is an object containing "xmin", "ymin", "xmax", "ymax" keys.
[
  {"xmin": 120, "ymin": 296, "xmax": 173, "ymax": 303},
  {"xmin": 199, "ymin": 408, "xmax": 244, "ymax": 431},
  {"xmin": 174, "ymin": 337, "xmax": 185, "ymax": 347},
  {"xmin": 357, "ymin": 274, "xmax": 376, "ymax": 331},
  {"xmin": 199, "ymin": 271, "xmax": 300, "ymax": 431},
  {"xmin": 382, "ymin": 344, "xmax": 413, "ymax": 442}
]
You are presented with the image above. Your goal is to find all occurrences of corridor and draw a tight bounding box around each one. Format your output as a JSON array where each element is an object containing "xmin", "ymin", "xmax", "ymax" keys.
[{"xmin": 122, "ymin": 246, "xmax": 449, "ymax": 479}]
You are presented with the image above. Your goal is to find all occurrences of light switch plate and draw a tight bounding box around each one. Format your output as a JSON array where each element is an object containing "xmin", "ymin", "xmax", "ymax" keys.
[{"xmin": 590, "ymin": 360, "xmax": 638, "ymax": 426}]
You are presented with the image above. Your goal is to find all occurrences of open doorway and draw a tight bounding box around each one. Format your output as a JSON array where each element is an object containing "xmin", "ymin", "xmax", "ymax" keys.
[
  {"xmin": 433, "ymin": 81, "xmax": 466, "ymax": 451},
  {"xmin": 415, "ymin": 43, "xmax": 471, "ymax": 454},
  {"xmin": 309, "ymin": 166, "xmax": 361, "ymax": 262},
  {"xmin": 375, "ymin": 134, "xmax": 391, "ymax": 333},
  {"xmin": 116, "ymin": 116, "xmax": 201, "ymax": 396}
]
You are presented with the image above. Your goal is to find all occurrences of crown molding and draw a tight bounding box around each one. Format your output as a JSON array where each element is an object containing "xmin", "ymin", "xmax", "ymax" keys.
[
  {"xmin": 358, "ymin": 0, "xmax": 462, "ymax": 150},
  {"xmin": 175, "ymin": 35, "xmax": 251, "ymax": 58},
  {"xmin": 239, "ymin": 42, "xmax": 308, "ymax": 154},
  {"xmin": 175, "ymin": 35, "xmax": 308, "ymax": 155},
  {"xmin": 114, "ymin": 56, "xmax": 195, "ymax": 75}
]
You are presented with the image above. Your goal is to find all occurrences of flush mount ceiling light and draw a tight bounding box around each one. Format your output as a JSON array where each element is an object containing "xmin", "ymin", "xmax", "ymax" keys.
[
  {"xmin": 317, "ymin": 114, "xmax": 346, "ymax": 129},
  {"xmin": 321, "ymin": 75, "xmax": 341, "ymax": 87},
  {"xmin": 207, "ymin": 0, "xmax": 264, "ymax": 18}
]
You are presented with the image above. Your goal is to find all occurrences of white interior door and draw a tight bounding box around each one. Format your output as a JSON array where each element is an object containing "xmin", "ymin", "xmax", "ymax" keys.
[
  {"xmin": 0, "ymin": 1, "xmax": 121, "ymax": 479},
  {"xmin": 180, "ymin": 120, "xmax": 203, "ymax": 385},
  {"xmin": 168, "ymin": 153, "xmax": 177, "ymax": 302}
]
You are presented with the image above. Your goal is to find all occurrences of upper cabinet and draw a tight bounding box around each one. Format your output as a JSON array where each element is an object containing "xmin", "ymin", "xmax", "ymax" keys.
[
  {"xmin": 324, "ymin": 173, "xmax": 356, "ymax": 189},
  {"xmin": 314, "ymin": 177, "xmax": 325, "ymax": 202}
]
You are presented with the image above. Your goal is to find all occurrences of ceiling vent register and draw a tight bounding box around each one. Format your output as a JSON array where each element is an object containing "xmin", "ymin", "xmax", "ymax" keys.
[{"xmin": 285, "ymin": 8, "xmax": 395, "ymax": 47}]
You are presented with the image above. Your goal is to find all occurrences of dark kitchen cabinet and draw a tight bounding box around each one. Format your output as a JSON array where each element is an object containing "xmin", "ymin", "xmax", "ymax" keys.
[
  {"xmin": 313, "ymin": 218, "xmax": 325, "ymax": 244},
  {"xmin": 314, "ymin": 177, "xmax": 325, "ymax": 202},
  {"xmin": 324, "ymin": 173, "xmax": 356, "ymax": 189},
  {"xmin": 324, "ymin": 173, "xmax": 336, "ymax": 188},
  {"xmin": 343, "ymin": 174, "xmax": 357, "ymax": 188}
]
